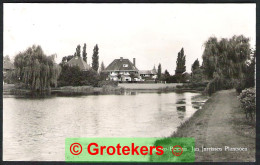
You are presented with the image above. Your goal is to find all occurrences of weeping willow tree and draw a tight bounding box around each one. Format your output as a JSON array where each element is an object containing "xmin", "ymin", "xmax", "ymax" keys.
[
  {"xmin": 202, "ymin": 35, "xmax": 251, "ymax": 95},
  {"xmin": 14, "ymin": 45, "xmax": 61, "ymax": 91},
  {"xmin": 202, "ymin": 35, "xmax": 250, "ymax": 80}
]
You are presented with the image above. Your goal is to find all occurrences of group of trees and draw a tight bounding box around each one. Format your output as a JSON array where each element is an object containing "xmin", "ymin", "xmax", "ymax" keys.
[
  {"xmin": 61, "ymin": 43, "xmax": 99, "ymax": 72},
  {"xmin": 190, "ymin": 59, "xmax": 204, "ymax": 83},
  {"xmin": 156, "ymin": 48, "xmax": 188, "ymax": 83},
  {"xmin": 202, "ymin": 35, "xmax": 251, "ymax": 80},
  {"xmin": 155, "ymin": 35, "xmax": 254, "ymax": 94},
  {"xmin": 7, "ymin": 34, "xmax": 255, "ymax": 94},
  {"xmin": 8, "ymin": 43, "xmax": 105, "ymax": 90},
  {"xmin": 201, "ymin": 35, "xmax": 254, "ymax": 95},
  {"xmin": 73, "ymin": 43, "xmax": 87, "ymax": 63},
  {"xmin": 13, "ymin": 45, "xmax": 61, "ymax": 91},
  {"xmin": 58, "ymin": 43, "xmax": 105, "ymax": 87},
  {"xmin": 58, "ymin": 65, "xmax": 100, "ymax": 87}
]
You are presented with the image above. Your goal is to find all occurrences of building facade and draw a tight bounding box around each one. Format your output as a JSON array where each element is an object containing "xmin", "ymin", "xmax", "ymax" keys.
[
  {"xmin": 103, "ymin": 57, "xmax": 139, "ymax": 81},
  {"xmin": 139, "ymin": 66, "xmax": 157, "ymax": 81}
]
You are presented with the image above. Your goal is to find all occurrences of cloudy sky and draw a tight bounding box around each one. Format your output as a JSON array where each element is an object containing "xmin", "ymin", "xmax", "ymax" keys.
[{"xmin": 4, "ymin": 3, "xmax": 255, "ymax": 74}]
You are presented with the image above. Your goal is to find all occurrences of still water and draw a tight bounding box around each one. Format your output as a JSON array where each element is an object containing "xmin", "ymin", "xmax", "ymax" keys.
[{"xmin": 3, "ymin": 91, "xmax": 207, "ymax": 161}]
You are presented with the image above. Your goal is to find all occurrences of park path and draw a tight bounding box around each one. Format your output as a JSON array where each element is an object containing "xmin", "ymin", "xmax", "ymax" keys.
[{"xmin": 202, "ymin": 90, "xmax": 255, "ymax": 162}]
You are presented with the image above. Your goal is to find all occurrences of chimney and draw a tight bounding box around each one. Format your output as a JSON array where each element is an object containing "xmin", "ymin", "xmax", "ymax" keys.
[
  {"xmin": 120, "ymin": 57, "xmax": 123, "ymax": 61},
  {"xmin": 133, "ymin": 58, "xmax": 136, "ymax": 66}
]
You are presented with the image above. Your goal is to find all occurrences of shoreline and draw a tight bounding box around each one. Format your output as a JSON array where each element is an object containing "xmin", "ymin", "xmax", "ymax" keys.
[
  {"xmin": 3, "ymin": 83, "xmax": 203, "ymax": 97},
  {"xmin": 168, "ymin": 89, "xmax": 255, "ymax": 162}
]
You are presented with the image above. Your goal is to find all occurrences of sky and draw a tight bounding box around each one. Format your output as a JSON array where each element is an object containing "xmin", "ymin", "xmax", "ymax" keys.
[{"xmin": 4, "ymin": 3, "xmax": 255, "ymax": 74}]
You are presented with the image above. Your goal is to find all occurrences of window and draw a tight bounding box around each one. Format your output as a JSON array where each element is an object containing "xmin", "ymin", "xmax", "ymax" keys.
[{"xmin": 123, "ymin": 64, "xmax": 128, "ymax": 67}]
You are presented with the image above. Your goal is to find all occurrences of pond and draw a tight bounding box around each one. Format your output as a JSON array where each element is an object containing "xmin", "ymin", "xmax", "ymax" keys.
[{"xmin": 3, "ymin": 91, "xmax": 207, "ymax": 161}]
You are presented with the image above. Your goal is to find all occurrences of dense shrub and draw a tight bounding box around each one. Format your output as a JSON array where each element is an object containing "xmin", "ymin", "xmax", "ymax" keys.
[
  {"xmin": 190, "ymin": 68, "xmax": 204, "ymax": 83},
  {"xmin": 164, "ymin": 75, "xmax": 177, "ymax": 83},
  {"xmin": 4, "ymin": 71, "xmax": 16, "ymax": 84},
  {"xmin": 235, "ymin": 75, "xmax": 255, "ymax": 94},
  {"xmin": 176, "ymin": 85, "xmax": 183, "ymax": 89},
  {"xmin": 235, "ymin": 81, "xmax": 245, "ymax": 93},
  {"xmin": 97, "ymin": 81, "xmax": 118, "ymax": 87},
  {"xmin": 238, "ymin": 88, "xmax": 255, "ymax": 120},
  {"xmin": 58, "ymin": 65, "xmax": 100, "ymax": 87},
  {"xmin": 204, "ymin": 77, "xmax": 234, "ymax": 95},
  {"xmin": 100, "ymin": 72, "xmax": 109, "ymax": 81},
  {"xmin": 183, "ymin": 82, "xmax": 208, "ymax": 88},
  {"xmin": 14, "ymin": 82, "xmax": 28, "ymax": 89}
]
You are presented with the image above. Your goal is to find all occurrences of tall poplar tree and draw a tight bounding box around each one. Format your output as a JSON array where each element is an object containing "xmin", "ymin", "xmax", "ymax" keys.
[
  {"xmin": 175, "ymin": 48, "xmax": 186, "ymax": 75},
  {"xmin": 92, "ymin": 44, "xmax": 99, "ymax": 71},
  {"xmin": 100, "ymin": 61, "xmax": 105, "ymax": 72},
  {"xmin": 157, "ymin": 63, "xmax": 162, "ymax": 80},
  {"xmin": 76, "ymin": 45, "xmax": 81, "ymax": 57},
  {"xmin": 82, "ymin": 43, "xmax": 87, "ymax": 62}
]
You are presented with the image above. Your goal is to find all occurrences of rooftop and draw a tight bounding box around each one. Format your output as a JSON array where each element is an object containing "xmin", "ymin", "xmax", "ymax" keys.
[
  {"xmin": 67, "ymin": 56, "xmax": 91, "ymax": 71},
  {"xmin": 104, "ymin": 57, "xmax": 138, "ymax": 72}
]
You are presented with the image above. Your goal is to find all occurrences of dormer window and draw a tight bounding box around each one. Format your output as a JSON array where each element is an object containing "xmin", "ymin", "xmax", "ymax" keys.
[{"xmin": 123, "ymin": 64, "xmax": 128, "ymax": 67}]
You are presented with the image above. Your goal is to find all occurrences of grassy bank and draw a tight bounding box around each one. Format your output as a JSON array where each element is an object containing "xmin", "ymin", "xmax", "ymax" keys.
[
  {"xmin": 3, "ymin": 84, "xmax": 125, "ymax": 96},
  {"xmin": 4, "ymin": 83, "xmax": 204, "ymax": 96},
  {"xmin": 118, "ymin": 83, "xmax": 183, "ymax": 90},
  {"xmin": 152, "ymin": 89, "xmax": 255, "ymax": 162},
  {"xmin": 52, "ymin": 85, "xmax": 124, "ymax": 95}
]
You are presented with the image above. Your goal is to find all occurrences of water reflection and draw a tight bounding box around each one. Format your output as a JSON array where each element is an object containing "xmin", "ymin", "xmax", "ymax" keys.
[
  {"xmin": 124, "ymin": 91, "xmax": 137, "ymax": 95},
  {"xmin": 177, "ymin": 106, "xmax": 186, "ymax": 111},
  {"xmin": 3, "ymin": 91, "xmax": 208, "ymax": 161},
  {"xmin": 176, "ymin": 99, "xmax": 186, "ymax": 104}
]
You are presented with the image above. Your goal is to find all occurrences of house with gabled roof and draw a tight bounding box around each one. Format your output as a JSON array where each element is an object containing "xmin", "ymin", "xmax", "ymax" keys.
[
  {"xmin": 139, "ymin": 66, "xmax": 157, "ymax": 81},
  {"xmin": 103, "ymin": 57, "xmax": 139, "ymax": 81},
  {"xmin": 66, "ymin": 56, "xmax": 91, "ymax": 71}
]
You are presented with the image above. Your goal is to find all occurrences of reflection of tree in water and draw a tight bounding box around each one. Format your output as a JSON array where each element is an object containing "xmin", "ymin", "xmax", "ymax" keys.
[
  {"xmin": 176, "ymin": 99, "xmax": 186, "ymax": 104},
  {"xmin": 177, "ymin": 106, "xmax": 186, "ymax": 111},
  {"xmin": 191, "ymin": 102, "xmax": 201, "ymax": 110},
  {"xmin": 191, "ymin": 95, "xmax": 209, "ymax": 110},
  {"xmin": 124, "ymin": 91, "xmax": 137, "ymax": 95},
  {"xmin": 177, "ymin": 106, "xmax": 186, "ymax": 119}
]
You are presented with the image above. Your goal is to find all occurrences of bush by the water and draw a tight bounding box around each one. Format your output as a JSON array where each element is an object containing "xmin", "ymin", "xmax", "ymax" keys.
[
  {"xmin": 4, "ymin": 71, "xmax": 16, "ymax": 84},
  {"xmin": 204, "ymin": 77, "xmax": 234, "ymax": 95},
  {"xmin": 58, "ymin": 65, "xmax": 100, "ymax": 87},
  {"xmin": 97, "ymin": 81, "xmax": 118, "ymax": 87},
  {"xmin": 176, "ymin": 82, "xmax": 208, "ymax": 91},
  {"xmin": 183, "ymin": 82, "xmax": 208, "ymax": 88},
  {"xmin": 238, "ymin": 88, "xmax": 255, "ymax": 120}
]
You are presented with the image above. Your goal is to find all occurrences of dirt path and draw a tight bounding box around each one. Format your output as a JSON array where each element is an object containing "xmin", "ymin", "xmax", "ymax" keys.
[
  {"xmin": 173, "ymin": 89, "xmax": 255, "ymax": 162},
  {"xmin": 203, "ymin": 90, "xmax": 255, "ymax": 161}
]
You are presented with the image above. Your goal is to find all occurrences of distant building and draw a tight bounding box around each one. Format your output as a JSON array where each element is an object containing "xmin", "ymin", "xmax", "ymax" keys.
[
  {"xmin": 103, "ymin": 57, "xmax": 139, "ymax": 81},
  {"xmin": 66, "ymin": 56, "xmax": 91, "ymax": 71},
  {"xmin": 3, "ymin": 60, "xmax": 14, "ymax": 73},
  {"xmin": 3, "ymin": 60, "xmax": 15, "ymax": 84},
  {"xmin": 139, "ymin": 66, "xmax": 157, "ymax": 81}
]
